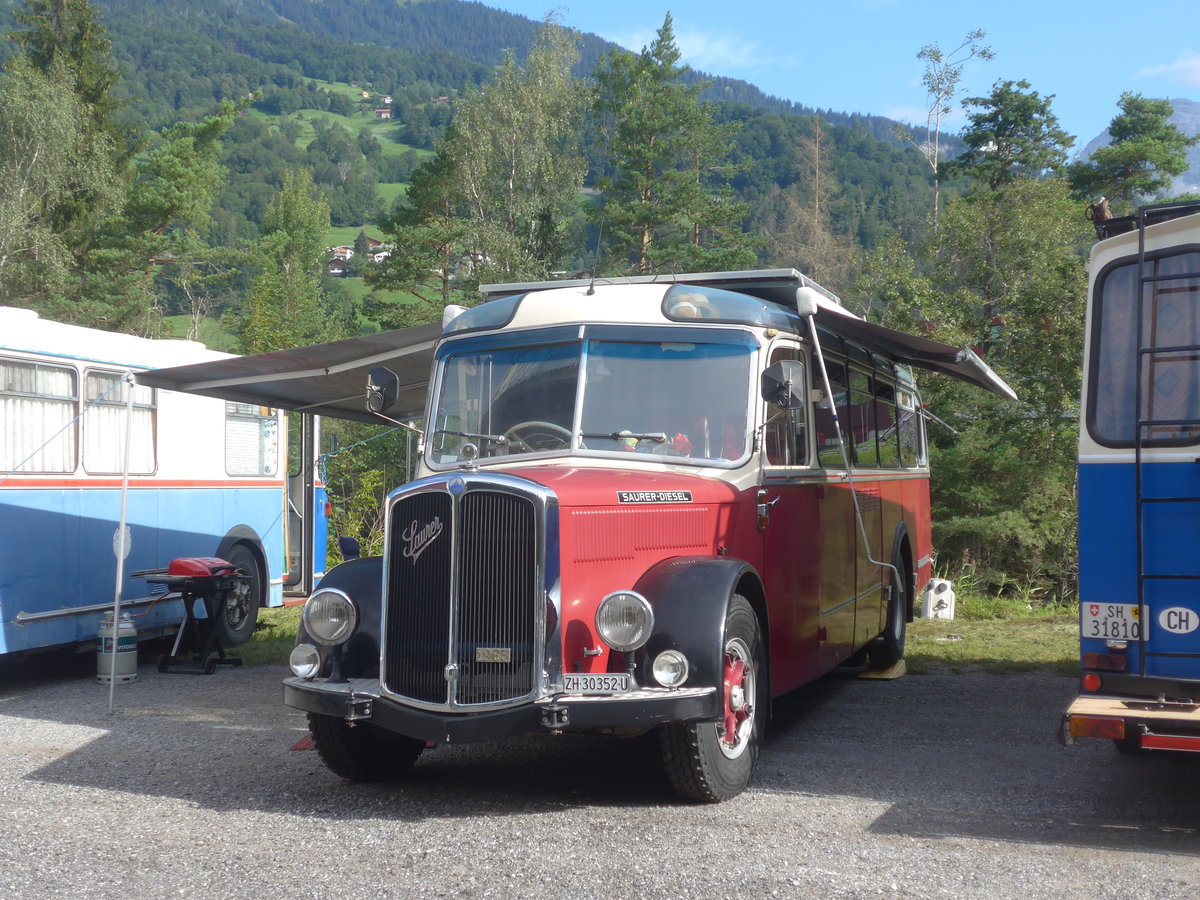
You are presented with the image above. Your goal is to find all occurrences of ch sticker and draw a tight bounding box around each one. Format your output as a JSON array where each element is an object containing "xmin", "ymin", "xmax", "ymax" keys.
[{"xmin": 1158, "ymin": 607, "xmax": 1199, "ymax": 635}]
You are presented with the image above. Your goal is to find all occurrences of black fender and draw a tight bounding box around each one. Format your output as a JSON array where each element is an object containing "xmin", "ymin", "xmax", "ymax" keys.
[
  {"xmin": 889, "ymin": 522, "xmax": 914, "ymax": 622},
  {"xmin": 297, "ymin": 556, "xmax": 384, "ymax": 678},
  {"xmin": 631, "ymin": 556, "xmax": 762, "ymax": 691}
]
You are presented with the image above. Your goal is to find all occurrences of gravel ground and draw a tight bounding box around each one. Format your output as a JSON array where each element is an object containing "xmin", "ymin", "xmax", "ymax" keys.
[{"xmin": 0, "ymin": 653, "xmax": 1197, "ymax": 899}]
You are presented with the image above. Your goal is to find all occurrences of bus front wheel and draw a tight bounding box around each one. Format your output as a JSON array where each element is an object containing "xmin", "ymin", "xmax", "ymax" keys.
[
  {"xmin": 217, "ymin": 543, "xmax": 264, "ymax": 647},
  {"xmin": 659, "ymin": 594, "xmax": 764, "ymax": 802},
  {"xmin": 307, "ymin": 713, "xmax": 424, "ymax": 781}
]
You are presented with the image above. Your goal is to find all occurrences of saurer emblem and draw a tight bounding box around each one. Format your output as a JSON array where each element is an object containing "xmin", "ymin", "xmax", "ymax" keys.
[{"xmin": 402, "ymin": 517, "xmax": 443, "ymax": 565}]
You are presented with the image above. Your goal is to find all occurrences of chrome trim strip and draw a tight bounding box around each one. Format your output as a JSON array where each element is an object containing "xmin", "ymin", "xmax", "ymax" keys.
[
  {"xmin": 14, "ymin": 594, "xmax": 174, "ymax": 624},
  {"xmin": 819, "ymin": 583, "xmax": 884, "ymax": 618}
]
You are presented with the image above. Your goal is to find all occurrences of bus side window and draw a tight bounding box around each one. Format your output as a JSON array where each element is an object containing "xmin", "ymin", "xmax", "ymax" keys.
[
  {"xmin": 875, "ymin": 378, "xmax": 900, "ymax": 468},
  {"xmin": 763, "ymin": 347, "xmax": 808, "ymax": 466},
  {"xmin": 227, "ymin": 402, "xmax": 280, "ymax": 476},
  {"xmin": 84, "ymin": 370, "xmax": 156, "ymax": 474},
  {"xmin": 816, "ymin": 359, "xmax": 849, "ymax": 467},
  {"xmin": 898, "ymin": 388, "xmax": 924, "ymax": 467},
  {"xmin": 0, "ymin": 358, "xmax": 78, "ymax": 474},
  {"xmin": 849, "ymin": 368, "xmax": 879, "ymax": 468}
]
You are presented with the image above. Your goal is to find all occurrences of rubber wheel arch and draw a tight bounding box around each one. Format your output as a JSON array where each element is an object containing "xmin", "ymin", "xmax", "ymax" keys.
[{"xmin": 868, "ymin": 548, "xmax": 909, "ymax": 669}]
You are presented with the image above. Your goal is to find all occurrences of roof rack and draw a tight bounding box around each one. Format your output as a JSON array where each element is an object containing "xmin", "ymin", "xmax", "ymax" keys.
[{"xmin": 1093, "ymin": 200, "xmax": 1200, "ymax": 241}]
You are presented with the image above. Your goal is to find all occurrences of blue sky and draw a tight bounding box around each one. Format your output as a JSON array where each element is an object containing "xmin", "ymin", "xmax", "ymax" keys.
[{"xmin": 486, "ymin": 0, "xmax": 1200, "ymax": 149}]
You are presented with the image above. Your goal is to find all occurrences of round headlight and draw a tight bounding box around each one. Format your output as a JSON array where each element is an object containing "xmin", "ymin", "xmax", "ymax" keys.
[
  {"xmin": 652, "ymin": 650, "xmax": 690, "ymax": 687},
  {"xmin": 595, "ymin": 591, "xmax": 654, "ymax": 652},
  {"xmin": 289, "ymin": 643, "xmax": 321, "ymax": 679},
  {"xmin": 302, "ymin": 588, "xmax": 358, "ymax": 646}
]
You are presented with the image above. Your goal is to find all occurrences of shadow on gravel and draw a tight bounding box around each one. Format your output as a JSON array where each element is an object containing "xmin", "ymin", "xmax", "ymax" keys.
[
  {"xmin": 0, "ymin": 653, "xmax": 679, "ymax": 818},
  {"xmin": 758, "ymin": 668, "xmax": 1200, "ymax": 857},
  {"xmin": 4, "ymin": 651, "xmax": 1200, "ymax": 855}
]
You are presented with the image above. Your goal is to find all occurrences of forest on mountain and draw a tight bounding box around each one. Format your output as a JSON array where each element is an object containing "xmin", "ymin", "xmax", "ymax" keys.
[{"xmin": 2, "ymin": 0, "xmax": 1197, "ymax": 600}]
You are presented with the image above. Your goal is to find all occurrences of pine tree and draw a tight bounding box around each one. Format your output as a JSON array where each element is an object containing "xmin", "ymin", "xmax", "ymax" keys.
[
  {"xmin": 1069, "ymin": 93, "xmax": 1199, "ymax": 210},
  {"xmin": 592, "ymin": 13, "xmax": 755, "ymax": 274},
  {"xmin": 947, "ymin": 79, "xmax": 1073, "ymax": 190}
]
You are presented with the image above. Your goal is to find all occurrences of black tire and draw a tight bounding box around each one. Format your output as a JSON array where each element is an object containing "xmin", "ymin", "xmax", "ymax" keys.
[
  {"xmin": 869, "ymin": 555, "xmax": 908, "ymax": 669},
  {"xmin": 660, "ymin": 594, "xmax": 764, "ymax": 802},
  {"xmin": 215, "ymin": 543, "xmax": 263, "ymax": 648},
  {"xmin": 307, "ymin": 712, "xmax": 424, "ymax": 782}
]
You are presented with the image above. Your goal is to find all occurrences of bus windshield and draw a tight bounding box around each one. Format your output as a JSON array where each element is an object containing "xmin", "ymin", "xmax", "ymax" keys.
[{"xmin": 429, "ymin": 334, "xmax": 754, "ymax": 466}]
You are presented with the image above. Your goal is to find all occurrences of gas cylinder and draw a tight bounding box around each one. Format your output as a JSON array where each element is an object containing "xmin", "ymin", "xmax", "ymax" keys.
[{"xmin": 96, "ymin": 612, "xmax": 138, "ymax": 683}]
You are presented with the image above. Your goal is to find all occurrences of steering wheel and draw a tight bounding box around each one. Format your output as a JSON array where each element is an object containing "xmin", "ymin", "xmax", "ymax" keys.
[{"xmin": 503, "ymin": 421, "xmax": 571, "ymax": 452}]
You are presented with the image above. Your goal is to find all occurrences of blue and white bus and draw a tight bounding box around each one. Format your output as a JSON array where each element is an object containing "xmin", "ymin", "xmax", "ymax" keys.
[
  {"xmin": 1063, "ymin": 201, "xmax": 1200, "ymax": 753},
  {"xmin": 0, "ymin": 307, "xmax": 327, "ymax": 657}
]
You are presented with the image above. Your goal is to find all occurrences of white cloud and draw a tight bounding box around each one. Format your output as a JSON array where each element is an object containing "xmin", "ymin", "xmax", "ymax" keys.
[
  {"xmin": 595, "ymin": 26, "xmax": 777, "ymax": 78},
  {"xmin": 884, "ymin": 103, "xmax": 969, "ymax": 130},
  {"xmin": 1135, "ymin": 52, "xmax": 1200, "ymax": 87},
  {"xmin": 675, "ymin": 29, "xmax": 770, "ymax": 73},
  {"xmin": 884, "ymin": 105, "xmax": 927, "ymax": 126}
]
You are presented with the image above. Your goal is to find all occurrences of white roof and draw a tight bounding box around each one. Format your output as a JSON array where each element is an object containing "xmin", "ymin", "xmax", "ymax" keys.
[{"xmin": 0, "ymin": 306, "xmax": 230, "ymax": 371}]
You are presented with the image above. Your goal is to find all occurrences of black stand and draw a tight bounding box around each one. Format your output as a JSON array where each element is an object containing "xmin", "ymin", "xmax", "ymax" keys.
[{"xmin": 147, "ymin": 570, "xmax": 246, "ymax": 675}]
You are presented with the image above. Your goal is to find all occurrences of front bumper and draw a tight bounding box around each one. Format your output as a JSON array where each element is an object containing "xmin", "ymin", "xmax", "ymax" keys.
[
  {"xmin": 1061, "ymin": 694, "xmax": 1200, "ymax": 751},
  {"xmin": 285, "ymin": 676, "xmax": 720, "ymax": 745}
]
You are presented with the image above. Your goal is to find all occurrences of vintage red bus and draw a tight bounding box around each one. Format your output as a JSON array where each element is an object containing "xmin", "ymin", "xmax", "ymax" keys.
[{"xmin": 144, "ymin": 269, "xmax": 1013, "ymax": 801}]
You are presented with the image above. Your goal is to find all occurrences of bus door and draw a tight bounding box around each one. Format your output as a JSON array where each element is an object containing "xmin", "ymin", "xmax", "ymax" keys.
[
  {"xmin": 848, "ymin": 366, "xmax": 887, "ymax": 649},
  {"xmin": 811, "ymin": 356, "xmax": 860, "ymax": 669},
  {"xmin": 760, "ymin": 344, "xmax": 828, "ymax": 691},
  {"xmin": 285, "ymin": 413, "xmax": 322, "ymax": 596}
]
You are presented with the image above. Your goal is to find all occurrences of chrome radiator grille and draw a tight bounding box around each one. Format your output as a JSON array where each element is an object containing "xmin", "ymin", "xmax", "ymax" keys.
[{"xmin": 383, "ymin": 485, "xmax": 540, "ymax": 707}]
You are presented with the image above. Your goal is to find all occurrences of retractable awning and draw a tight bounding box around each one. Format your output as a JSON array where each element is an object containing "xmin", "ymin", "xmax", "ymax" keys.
[
  {"xmin": 136, "ymin": 323, "xmax": 441, "ymax": 424},
  {"xmin": 813, "ymin": 300, "xmax": 1018, "ymax": 401},
  {"xmin": 138, "ymin": 271, "xmax": 1016, "ymax": 423}
]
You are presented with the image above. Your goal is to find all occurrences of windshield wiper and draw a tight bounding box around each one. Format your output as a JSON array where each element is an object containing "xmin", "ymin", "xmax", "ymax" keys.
[
  {"xmin": 434, "ymin": 429, "xmax": 509, "ymax": 446},
  {"xmin": 581, "ymin": 431, "xmax": 667, "ymax": 443}
]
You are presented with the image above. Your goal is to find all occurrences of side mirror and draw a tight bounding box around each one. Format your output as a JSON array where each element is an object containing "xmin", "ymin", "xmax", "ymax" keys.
[
  {"xmin": 761, "ymin": 360, "xmax": 807, "ymax": 409},
  {"xmin": 366, "ymin": 366, "xmax": 399, "ymax": 414}
]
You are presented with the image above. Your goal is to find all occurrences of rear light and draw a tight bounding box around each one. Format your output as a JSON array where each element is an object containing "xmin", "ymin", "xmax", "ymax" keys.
[
  {"xmin": 1083, "ymin": 652, "xmax": 1128, "ymax": 672},
  {"xmin": 1081, "ymin": 672, "xmax": 1102, "ymax": 692},
  {"xmin": 1068, "ymin": 715, "xmax": 1125, "ymax": 740}
]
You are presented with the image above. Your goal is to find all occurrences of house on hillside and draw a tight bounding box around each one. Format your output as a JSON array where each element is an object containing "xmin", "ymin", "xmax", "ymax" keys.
[
  {"xmin": 327, "ymin": 259, "xmax": 346, "ymax": 277},
  {"xmin": 330, "ymin": 245, "xmax": 355, "ymax": 260},
  {"xmin": 374, "ymin": 108, "xmax": 392, "ymax": 119}
]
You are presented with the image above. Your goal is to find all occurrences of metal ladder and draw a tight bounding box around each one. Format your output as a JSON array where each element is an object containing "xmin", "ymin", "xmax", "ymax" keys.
[{"xmin": 1133, "ymin": 203, "xmax": 1200, "ymax": 675}]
